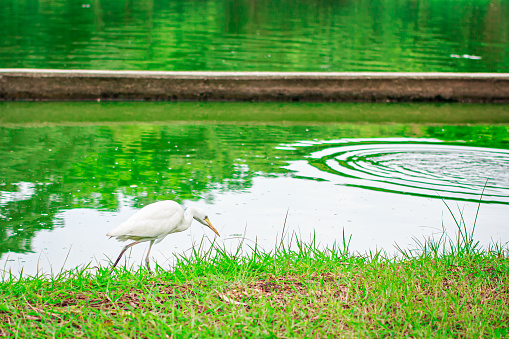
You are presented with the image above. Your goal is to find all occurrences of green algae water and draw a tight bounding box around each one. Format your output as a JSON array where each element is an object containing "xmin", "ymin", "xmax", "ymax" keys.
[
  {"xmin": 0, "ymin": 102, "xmax": 508, "ymax": 274},
  {"xmin": 1, "ymin": 0, "xmax": 508, "ymax": 72}
]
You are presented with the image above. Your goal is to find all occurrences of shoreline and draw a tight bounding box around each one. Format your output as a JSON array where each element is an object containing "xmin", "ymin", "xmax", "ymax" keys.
[
  {"xmin": 1, "ymin": 69, "xmax": 509, "ymax": 102},
  {"xmin": 1, "ymin": 240, "xmax": 507, "ymax": 337}
]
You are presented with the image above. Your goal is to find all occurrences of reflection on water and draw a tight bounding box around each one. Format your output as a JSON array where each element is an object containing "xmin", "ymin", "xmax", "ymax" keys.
[
  {"xmin": 0, "ymin": 0, "xmax": 508, "ymax": 72},
  {"xmin": 1, "ymin": 119, "xmax": 508, "ymax": 274},
  {"xmin": 284, "ymin": 139, "xmax": 509, "ymax": 203}
]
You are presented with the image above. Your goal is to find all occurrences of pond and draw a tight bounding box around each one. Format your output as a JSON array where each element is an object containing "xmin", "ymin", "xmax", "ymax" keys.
[
  {"xmin": 1, "ymin": 102, "xmax": 508, "ymax": 275},
  {"xmin": 1, "ymin": 0, "xmax": 508, "ymax": 72}
]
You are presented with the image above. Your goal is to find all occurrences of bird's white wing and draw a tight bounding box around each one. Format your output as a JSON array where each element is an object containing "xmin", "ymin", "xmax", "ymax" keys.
[{"xmin": 107, "ymin": 201, "xmax": 184, "ymax": 239}]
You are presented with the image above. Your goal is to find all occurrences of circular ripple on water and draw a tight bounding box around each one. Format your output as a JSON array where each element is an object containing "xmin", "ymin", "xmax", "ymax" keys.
[{"xmin": 286, "ymin": 140, "xmax": 509, "ymax": 204}]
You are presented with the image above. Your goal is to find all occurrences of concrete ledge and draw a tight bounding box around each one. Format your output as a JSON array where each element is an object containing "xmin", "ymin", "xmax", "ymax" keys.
[{"xmin": 1, "ymin": 69, "xmax": 508, "ymax": 102}]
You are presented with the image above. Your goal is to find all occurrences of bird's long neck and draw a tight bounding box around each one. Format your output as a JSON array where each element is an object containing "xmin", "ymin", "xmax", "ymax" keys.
[{"xmin": 181, "ymin": 207, "xmax": 196, "ymax": 231}]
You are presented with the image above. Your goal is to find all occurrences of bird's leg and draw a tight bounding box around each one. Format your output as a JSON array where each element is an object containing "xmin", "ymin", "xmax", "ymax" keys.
[
  {"xmin": 145, "ymin": 240, "xmax": 155, "ymax": 273},
  {"xmin": 112, "ymin": 240, "xmax": 143, "ymax": 268}
]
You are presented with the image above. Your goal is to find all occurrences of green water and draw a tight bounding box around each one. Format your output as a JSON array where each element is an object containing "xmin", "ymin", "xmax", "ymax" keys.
[
  {"xmin": 1, "ymin": 102, "xmax": 509, "ymax": 258},
  {"xmin": 1, "ymin": 0, "xmax": 508, "ymax": 72},
  {"xmin": 0, "ymin": 102, "xmax": 508, "ymax": 275},
  {"xmin": 2, "ymin": 101, "xmax": 509, "ymax": 124}
]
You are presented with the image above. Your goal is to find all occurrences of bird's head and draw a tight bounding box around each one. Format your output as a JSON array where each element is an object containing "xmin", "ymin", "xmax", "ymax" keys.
[{"xmin": 192, "ymin": 208, "xmax": 220, "ymax": 237}]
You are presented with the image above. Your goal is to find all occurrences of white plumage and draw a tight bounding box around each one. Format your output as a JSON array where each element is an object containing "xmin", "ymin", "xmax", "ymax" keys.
[{"xmin": 107, "ymin": 200, "xmax": 220, "ymax": 271}]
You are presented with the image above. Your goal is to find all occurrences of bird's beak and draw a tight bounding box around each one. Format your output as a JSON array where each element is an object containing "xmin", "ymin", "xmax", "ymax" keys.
[{"xmin": 204, "ymin": 217, "xmax": 220, "ymax": 237}]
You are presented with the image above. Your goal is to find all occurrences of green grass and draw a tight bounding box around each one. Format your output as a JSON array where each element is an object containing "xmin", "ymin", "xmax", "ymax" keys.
[{"xmin": 1, "ymin": 231, "xmax": 508, "ymax": 338}]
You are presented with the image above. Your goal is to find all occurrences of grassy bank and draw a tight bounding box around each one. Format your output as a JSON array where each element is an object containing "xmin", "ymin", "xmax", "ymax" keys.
[{"xmin": 1, "ymin": 235, "xmax": 508, "ymax": 338}]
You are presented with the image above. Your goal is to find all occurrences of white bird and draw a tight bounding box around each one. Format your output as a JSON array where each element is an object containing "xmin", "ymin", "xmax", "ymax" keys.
[{"xmin": 106, "ymin": 200, "xmax": 220, "ymax": 272}]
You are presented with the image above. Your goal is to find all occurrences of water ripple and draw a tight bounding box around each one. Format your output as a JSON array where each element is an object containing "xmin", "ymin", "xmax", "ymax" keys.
[{"xmin": 284, "ymin": 139, "xmax": 509, "ymax": 204}]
